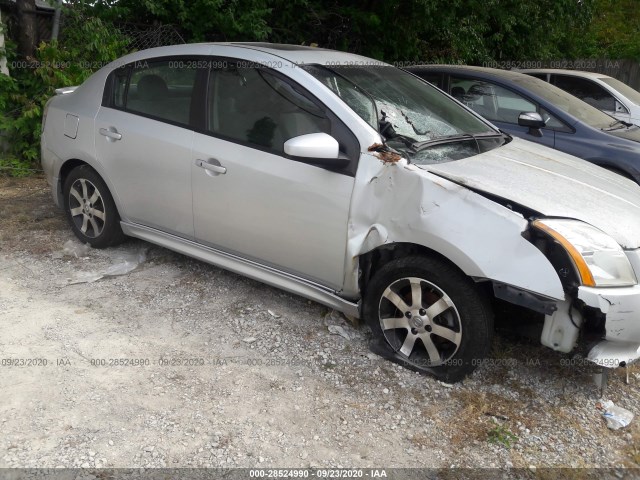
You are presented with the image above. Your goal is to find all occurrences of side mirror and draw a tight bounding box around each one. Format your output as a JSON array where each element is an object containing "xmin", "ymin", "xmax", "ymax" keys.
[
  {"xmin": 284, "ymin": 133, "xmax": 349, "ymax": 168},
  {"xmin": 518, "ymin": 112, "xmax": 546, "ymax": 138},
  {"xmin": 518, "ymin": 112, "xmax": 546, "ymax": 129}
]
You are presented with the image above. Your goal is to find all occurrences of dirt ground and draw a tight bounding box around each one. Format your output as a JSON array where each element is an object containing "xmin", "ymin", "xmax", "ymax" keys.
[{"xmin": 1, "ymin": 176, "xmax": 639, "ymax": 471}]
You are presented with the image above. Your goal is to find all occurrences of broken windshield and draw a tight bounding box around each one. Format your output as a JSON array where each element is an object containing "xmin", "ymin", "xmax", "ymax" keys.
[{"xmin": 302, "ymin": 64, "xmax": 504, "ymax": 164}]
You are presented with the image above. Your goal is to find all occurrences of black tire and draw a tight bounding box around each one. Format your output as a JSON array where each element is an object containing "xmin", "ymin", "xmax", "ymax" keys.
[
  {"xmin": 63, "ymin": 165, "xmax": 125, "ymax": 248},
  {"xmin": 363, "ymin": 255, "xmax": 493, "ymax": 383}
]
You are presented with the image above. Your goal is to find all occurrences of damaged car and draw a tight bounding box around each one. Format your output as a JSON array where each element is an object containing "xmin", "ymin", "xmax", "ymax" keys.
[{"xmin": 41, "ymin": 43, "xmax": 640, "ymax": 382}]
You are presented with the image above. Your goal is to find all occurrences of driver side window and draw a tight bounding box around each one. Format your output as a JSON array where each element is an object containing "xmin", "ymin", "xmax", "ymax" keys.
[{"xmin": 208, "ymin": 65, "xmax": 330, "ymax": 153}]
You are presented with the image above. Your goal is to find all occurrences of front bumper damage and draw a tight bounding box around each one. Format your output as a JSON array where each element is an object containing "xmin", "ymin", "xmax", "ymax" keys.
[{"xmin": 579, "ymin": 285, "xmax": 640, "ymax": 367}]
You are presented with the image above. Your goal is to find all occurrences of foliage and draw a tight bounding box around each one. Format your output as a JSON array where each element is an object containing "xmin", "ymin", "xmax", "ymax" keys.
[
  {"xmin": 578, "ymin": 0, "xmax": 640, "ymax": 60},
  {"xmin": 0, "ymin": 9, "xmax": 129, "ymax": 175},
  {"xmin": 280, "ymin": 0, "xmax": 593, "ymax": 63},
  {"xmin": 425, "ymin": 0, "xmax": 595, "ymax": 63},
  {"xmin": 487, "ymin": 423, "xmax": 518, "ymax": 448},
  {"xmin": 86, "ymin": 0, "xmax": 595, "ymax": 63},
  {"xmin": 88, "ymin": 0, "xmax": 272, "ymax": 42}
]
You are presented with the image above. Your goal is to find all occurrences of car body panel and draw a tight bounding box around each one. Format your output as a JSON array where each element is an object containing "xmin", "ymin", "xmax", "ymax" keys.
[
  {"xmin": 579, "ymin": 283, "xmax": 640, "ymax": 365},
  {"xmin": 191, "ymin": 133, "xmax": 354, "ymax": 290},
  {"xmin": 342, "ymin": 153, "xmax": 566, "ymax": 300},
  {"xmin": 425, "ymin": 137, "xmax": 640, "ymax": 249},
  {"xmin": 95, "ymin": 107, "xmax": 195, "ymax": 238}
]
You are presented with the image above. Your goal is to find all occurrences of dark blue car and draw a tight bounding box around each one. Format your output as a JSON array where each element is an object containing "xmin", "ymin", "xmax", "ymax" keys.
[{"xmin": 407, "ymin": 65, "xmax": 640, "ymax": 183}]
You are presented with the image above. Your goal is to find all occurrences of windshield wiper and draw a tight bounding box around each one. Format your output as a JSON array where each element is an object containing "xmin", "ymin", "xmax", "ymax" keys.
[
  {"xmin": 603, "ymin": 119, "xmax": 633, "ymax": 131},
  {"xmin": 411, "ymin": 132, "xmax": 503, "ymax": 151}
]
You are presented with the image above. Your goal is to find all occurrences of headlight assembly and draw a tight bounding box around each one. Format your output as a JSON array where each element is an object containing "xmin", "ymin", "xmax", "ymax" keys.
[{"xmin": 532, "ymin": 219, "xmax": 637, "ymax": 287}]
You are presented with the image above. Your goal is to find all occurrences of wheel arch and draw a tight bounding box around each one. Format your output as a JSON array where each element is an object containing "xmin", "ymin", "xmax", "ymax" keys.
[
  {"xmin": 58, "ymin": 158, "xmax": 126, "ymax": 221},
  {"xmin": 358, "ymin": 242, "xmax": 493, "ymax": 297}
]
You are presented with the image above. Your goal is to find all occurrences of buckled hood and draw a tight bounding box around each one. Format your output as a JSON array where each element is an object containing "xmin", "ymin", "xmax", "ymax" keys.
[{"xmin": 424, "ymin": 138, "xmax": 640, "ymax": 249}]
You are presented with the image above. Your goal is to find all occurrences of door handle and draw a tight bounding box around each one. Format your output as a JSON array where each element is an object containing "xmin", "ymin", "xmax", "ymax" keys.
[
  {"xmin": 99, "ymin": 128, "xmax": 122, "ymax": 140},
  {"xmin": 196, "ymin": 159, "xmax": 227, "ymax": 175}
]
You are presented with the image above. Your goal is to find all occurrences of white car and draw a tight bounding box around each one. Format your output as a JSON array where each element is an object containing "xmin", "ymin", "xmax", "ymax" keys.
[
  {"xmin": 520, "ymin": 69, "xmax": 640, "ymax": 125},
  {"xmin": 41, "ymin": 43, "xmax": 640, "ymax": 382}
]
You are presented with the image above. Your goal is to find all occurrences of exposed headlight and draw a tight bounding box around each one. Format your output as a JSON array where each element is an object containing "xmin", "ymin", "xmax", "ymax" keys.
[{"xmin": 532, "ymin": 219, "xmax": 637, "ymax": 287}]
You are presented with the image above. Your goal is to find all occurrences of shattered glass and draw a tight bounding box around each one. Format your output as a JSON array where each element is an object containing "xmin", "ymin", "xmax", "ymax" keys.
[
  {"xmin": 303, "ymin": 64, "xmax": 506, "ymax": 164},
  {"xmin": 410, "ymin": 141, "xmax": 480, "ymax": 165}
]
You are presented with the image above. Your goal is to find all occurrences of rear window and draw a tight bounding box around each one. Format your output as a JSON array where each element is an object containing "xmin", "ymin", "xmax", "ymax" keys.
[
  {"xmin": 126, "ymin": 61, "xmax": 197, "ymax": 125},
  {"xmin": 106, "ymin": 60, "xmax": 198, "ymax": 127}
]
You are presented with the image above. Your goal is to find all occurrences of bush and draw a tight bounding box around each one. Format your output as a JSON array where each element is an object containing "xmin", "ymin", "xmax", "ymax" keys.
[{"xmin": 0, "ymin": 9, "xmax": 129, "ymax": 176}]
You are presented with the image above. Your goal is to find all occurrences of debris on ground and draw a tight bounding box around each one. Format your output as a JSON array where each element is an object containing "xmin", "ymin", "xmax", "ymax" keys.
[
  {"xmin": 53, "ymin": 239, "xmax": 92, "ymax": 259},
  {"xmin": 597, "ymin": 400, "xmax": 635, "ymax": 430},
  {"xmin": 66, "ymin": 247, "xmax": 147, "ymax": 284},
  {"xmin": 328, "ymin": 324, "xmax": 351, "ymax": 341}
]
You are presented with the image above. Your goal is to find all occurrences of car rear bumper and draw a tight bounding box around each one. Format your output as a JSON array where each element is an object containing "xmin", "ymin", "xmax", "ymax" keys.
[{"xmin": 40, "ymin": 139, "xmax": 62, "ymax": 208}]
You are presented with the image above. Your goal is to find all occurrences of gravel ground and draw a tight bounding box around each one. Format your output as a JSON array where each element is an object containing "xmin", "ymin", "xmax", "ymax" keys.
[{"xmin": 1, "ymin": 176, "xmax": 639, "ymax": 471}]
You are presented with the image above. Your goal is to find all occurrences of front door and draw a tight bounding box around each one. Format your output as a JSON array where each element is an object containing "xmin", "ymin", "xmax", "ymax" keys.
[{"xmin": 191, "ymin": 63, "xmax": 356, "ymax": 290}]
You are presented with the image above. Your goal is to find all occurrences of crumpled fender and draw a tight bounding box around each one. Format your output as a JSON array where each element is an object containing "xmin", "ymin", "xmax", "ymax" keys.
[{"xmin": 341, "ymin": 154, "xmax": 565, "ymax": 301}]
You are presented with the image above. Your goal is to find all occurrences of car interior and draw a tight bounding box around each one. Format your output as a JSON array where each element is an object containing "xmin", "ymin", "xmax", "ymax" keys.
[
  {"xmin": 127, "ymin": 71, "xmax": 195, "ymax": 125},
  {"xmin": 208, "ymin": 67, "xmax": 330, "ymax": 151}
]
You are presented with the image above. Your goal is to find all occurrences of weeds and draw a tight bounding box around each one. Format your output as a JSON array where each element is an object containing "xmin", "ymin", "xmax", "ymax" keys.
[{"xmin": 487, "ymin": 423, "xmax": 518, "ymax": 448}]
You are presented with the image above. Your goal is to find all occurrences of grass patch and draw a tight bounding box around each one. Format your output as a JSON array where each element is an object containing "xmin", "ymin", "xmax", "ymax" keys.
[{"xmin": 487, "ymin": 422, "xmax": 518, "ymax": 448}]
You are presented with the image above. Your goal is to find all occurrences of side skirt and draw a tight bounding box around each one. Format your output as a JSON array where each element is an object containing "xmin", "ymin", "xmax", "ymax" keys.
[{"xmin": 121, "ymin": 222, "xmax": 360, "ymax": 318}]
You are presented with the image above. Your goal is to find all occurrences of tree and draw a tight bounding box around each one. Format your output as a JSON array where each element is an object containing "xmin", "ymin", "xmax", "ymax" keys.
[
  {"xmin": 582, "ymin": 0, "xmax": 640, "ymax": 59},
  {"xmin": 17, "ymin": 0, "xmax": 37, "ymax": 58},
  {"xmin": 88, "ymin": 0, "xmax": 272, "ymax": 41}
]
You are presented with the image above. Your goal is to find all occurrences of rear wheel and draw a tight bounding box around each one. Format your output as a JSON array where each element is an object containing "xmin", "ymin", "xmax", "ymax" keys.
[
  {"xmin": 63, "ymin": 165, "xmax": 125, "ymax": 248},
  {"xmin": 363, "ymin": 255, "xmax": 493, "ymax": 382}
]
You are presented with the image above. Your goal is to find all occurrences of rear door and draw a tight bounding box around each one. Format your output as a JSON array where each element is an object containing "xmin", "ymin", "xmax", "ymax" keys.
[{"xmin": 95, "ymin": 58, "xmax": 204, "ymax": 238}]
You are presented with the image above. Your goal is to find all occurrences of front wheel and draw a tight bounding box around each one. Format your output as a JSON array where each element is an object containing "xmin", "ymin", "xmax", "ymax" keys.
[
  {"xmin": 363, "ymin": 255, "xmax": 493, "ymax": 383},
  {"xmin": 63, "ymin": 165, "xmax": 125, "ymax": 248}
]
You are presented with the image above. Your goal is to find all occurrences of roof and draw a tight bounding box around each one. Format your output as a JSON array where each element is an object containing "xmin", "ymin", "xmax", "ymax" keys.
[
  {"xmin": 108, "ymin": 42, "xmax": 389, "ymax": 72},
  {"xmin": 228, "ymin": 42, "xmax": 385, "ymax": 66},
  {"xmin": 517, "ymin": 68, "xmax": 611, "ymax": 80},
  {"xmin": 407, "ymin": 64, "xmax": 535, "ymax": 81}
]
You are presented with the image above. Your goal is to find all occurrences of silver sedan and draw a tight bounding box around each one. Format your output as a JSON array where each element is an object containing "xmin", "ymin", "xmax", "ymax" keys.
[{"xmin": 42, "ymin": 43, "xmax": 640, "ymax": 382}]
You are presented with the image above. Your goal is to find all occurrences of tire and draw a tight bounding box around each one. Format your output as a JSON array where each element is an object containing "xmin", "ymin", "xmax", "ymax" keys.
[
  {"xmin": 363, "ymin": 255, "xmax": 493, "ymax": 383},
  {"xmin": 62, "ymin": 165, "xmax": 125, "ymax": 248}
]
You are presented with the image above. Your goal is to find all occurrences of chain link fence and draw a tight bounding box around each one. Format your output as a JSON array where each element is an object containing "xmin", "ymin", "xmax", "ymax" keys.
[
  {"xmin": 116, "ymin": 22, "xmax": 185, "ymax": 51},
  {"xmin": 58, "ymin": 13, "xmax": 185, "ymax": 53}
]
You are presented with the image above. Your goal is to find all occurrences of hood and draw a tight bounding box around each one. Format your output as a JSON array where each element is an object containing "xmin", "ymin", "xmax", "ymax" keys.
[{"xmin": 424, "ymin": 137, "xmax": 640, "ymax": 249}]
